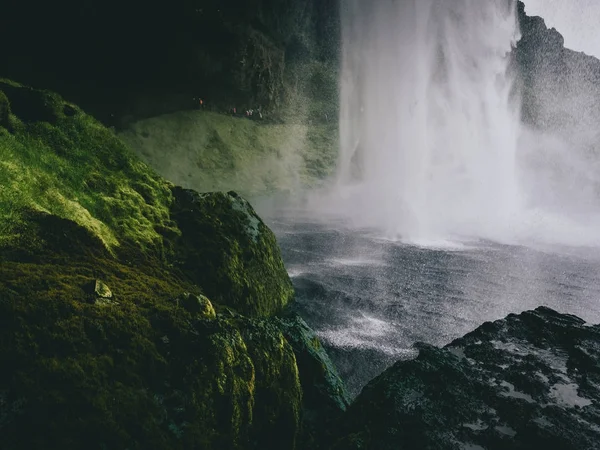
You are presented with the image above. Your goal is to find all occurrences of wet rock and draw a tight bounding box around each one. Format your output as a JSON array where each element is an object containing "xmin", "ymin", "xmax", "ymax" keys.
[
  {"xmin": 334, "ymin": 307, "xmax": 600, "ymax": 450},
  {"xmin": 169, "ymin": 187, "xmax": 294, "ymax": 317},
  {"xmin": 276, "ymin": 314, "xmax": 350, "ymax": 448},
  {"xmin": 516, "ymin": 1, "xmax": 600, "ymax": 130}
]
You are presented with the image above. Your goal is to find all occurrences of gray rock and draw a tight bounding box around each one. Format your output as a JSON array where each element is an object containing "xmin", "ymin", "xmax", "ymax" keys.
[{"xmin": 334, "ymin": 307, "xmax": 600, "ymax": 450}]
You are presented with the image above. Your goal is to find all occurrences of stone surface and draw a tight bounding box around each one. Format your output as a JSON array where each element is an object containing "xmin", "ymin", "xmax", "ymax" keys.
[
  {"xmin": 516, "ymin": 1, "xmax": 600, "ymax": 132},
  {"xmin": 169, "ymin": 187, "xmax": 295, "ymax": 318},
  {"xmin": 333, "ymin": 307, "xmax": 600, "ymax": 450},
  {"xmin": 276, "ymin": 314, "xmax": 350, "ymax": 448},
  {"xmin": 93, "ymin": 279, "xmax": 112, "ymax": 298}
]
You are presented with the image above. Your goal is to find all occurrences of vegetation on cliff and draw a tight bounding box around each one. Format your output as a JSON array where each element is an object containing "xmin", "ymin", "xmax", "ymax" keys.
[
  {"xmin": 0, "ymin": 82, "xmax": 347, "ymax": 449},
  {"xmin": 119, "ymin": 110, "xmax": 338, "ymax": 197},
  {"xmin": 0, "ymin": 0, "xmax": 339, "ymax": 125}
]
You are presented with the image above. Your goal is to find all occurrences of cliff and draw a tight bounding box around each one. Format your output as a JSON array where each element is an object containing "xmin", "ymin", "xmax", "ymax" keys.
[{"xmin": 516, "ymin": 1, "xmax": 600, "ymax": 134}]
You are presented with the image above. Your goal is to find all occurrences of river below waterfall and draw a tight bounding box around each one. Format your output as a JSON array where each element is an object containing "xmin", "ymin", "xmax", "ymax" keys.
[{"xmin": 266, "ymin": 215, "xmax": 600, "ymax": 398}]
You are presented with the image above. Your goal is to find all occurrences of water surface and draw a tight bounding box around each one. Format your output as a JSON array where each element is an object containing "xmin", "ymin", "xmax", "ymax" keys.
[{"xmin": 269, "ymin": 217, "xmax": 600, "ymax": 397}]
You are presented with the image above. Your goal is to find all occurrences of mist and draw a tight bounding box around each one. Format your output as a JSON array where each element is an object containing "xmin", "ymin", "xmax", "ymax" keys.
[{"xmin": 279, "ymin": 0, "xmax": 600, "ymax": 252}]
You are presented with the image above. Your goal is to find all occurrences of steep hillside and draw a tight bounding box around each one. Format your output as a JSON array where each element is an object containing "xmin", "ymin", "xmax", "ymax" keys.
[{"xmin": 119, "ymin": 111, "xmax": 337, "ymax": 197}]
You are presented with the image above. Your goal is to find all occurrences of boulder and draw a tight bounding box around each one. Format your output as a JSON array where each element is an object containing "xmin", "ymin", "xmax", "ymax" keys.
[
  {"xmin": 0, "ymin": 268, "xmax": 303, "ymax": 450},
  {"xmin": 169, "ymin": 187, "xmax": 295, "ymax": 317},
  {"xmin": 333, "ymin": 307, "xmax": 600, "ymax": 450},
  {"xmin": 177, "ymin": 292, "xmax": 216, "ymax": 319}
]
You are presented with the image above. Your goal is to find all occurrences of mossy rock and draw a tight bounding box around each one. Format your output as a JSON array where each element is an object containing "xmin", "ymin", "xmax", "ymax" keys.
[
  {"xmin": 176, "ymin": 292, "xmax": 217, "ymax": 319},
  {"xmin": 169, "ymin": 187, "xmax": 294, "ymax": 317},
  {"xmin": 0, "ymin": 80, "xmax": 311, "ymax": 449},
  {"xmin": 0, "ymin": 80, "xmax": 65, "ymax": 124},
  {"xmin": 0, "ymin": 250, "xmax": 302, "ymax": 450},
  {"xmin": 276, "ymin": 314, "xmax": 350, "ymax": 449},
  {"xmin": 0, "ymin": 81, "xmax": 177, "ymax": 261}
]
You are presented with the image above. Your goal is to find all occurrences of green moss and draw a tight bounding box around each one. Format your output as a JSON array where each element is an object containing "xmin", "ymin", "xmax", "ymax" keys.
[
  {"xmin": 0, "ymin": 80, "xmax": 310, "ymax": 449},
  {"xmin": 0, "ymin": 254, "xmax": 303, "ymax": 450},
  {"xmin": 0, "ymin": 81, "xmax": 176, "ymax": 258},
  {"xmin": 170, "ymin": 188, "xmax": 294, "ymax": 317}
]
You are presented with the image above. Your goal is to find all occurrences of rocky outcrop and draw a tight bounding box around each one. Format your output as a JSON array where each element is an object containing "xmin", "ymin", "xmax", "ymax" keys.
[
  {"xmin": 169, "ymin": 187, "xmax": 294, "ymax": 317},
  {"xmin": 0, "ymin": 81, "xmax": 344, "ymax": 449},
  {"xmin": 277, "ymin": 314, "xmax": 350, "ymax": 448},
  {"xmin": 332, "ymin": 307, "xmax": 600, "ymax": 449}
]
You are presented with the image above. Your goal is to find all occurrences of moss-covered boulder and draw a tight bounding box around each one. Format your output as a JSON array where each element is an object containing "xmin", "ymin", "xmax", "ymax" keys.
[
  {"xmin": 176, "ymin": 292, "xmax": 217, "ymax": 319},
  {"xmin": 0, "ymin": 81, "xmax": 328, "ymax": 449},
  {"xmin": 0, "ymin": 81, "xmax": 176, "ymax": 261},
  {"xmin": 169, "ymin": 187, "xmax": 294, "ymax": 317}
]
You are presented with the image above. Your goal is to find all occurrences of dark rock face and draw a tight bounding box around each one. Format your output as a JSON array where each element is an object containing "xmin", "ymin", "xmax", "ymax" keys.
[
  {"xmin": 277, "ymin": 314, "xmax": 350, "ymax": 448},
  {"xmin": 334, "ymin": 307, "xmax": 600, "ymax": 450},
  {"xmin": 0, "ymin": 0, "xmax": 339, "ymax": 125},
  {"xmin": 516, "ymin": 1, "xmax": 600, "ymax": 131}
]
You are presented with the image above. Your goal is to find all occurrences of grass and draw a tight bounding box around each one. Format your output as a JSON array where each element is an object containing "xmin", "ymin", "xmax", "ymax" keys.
[{"xmin": 119, "ymin": 110, "xmax": 339, "ymax": 198}]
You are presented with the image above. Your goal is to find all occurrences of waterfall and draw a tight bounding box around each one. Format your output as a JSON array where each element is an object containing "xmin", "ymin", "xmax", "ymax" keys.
[{"xmin": 335, "ymin": 0, "xmax": 521, "ymax": 242}]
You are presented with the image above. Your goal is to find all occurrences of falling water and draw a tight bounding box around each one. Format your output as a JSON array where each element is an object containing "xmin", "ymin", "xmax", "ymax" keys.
[{"xmin": 335, "ymin": 0, "xmax": 521, "ymax": 243}]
